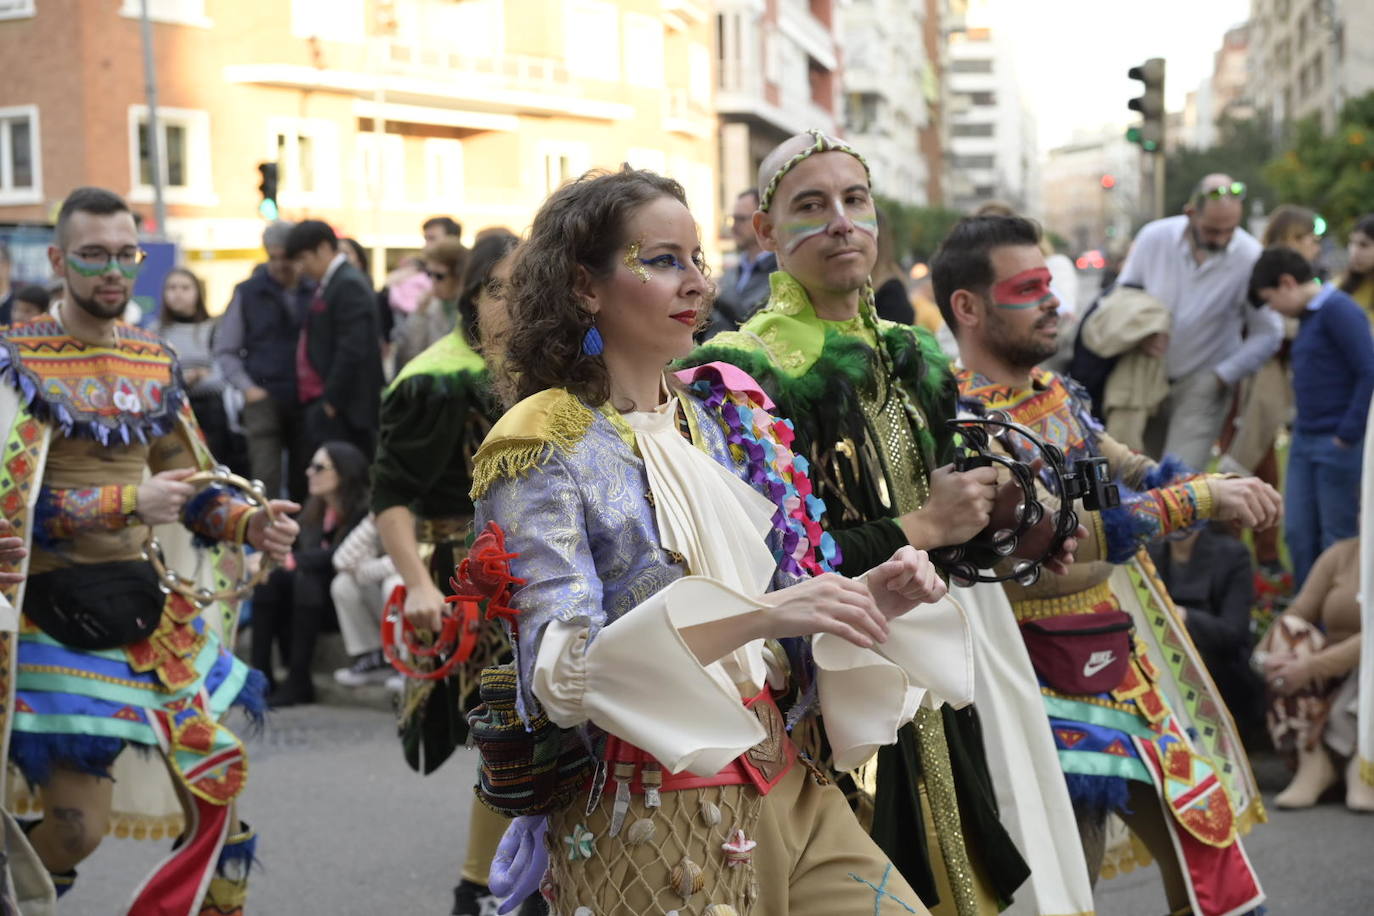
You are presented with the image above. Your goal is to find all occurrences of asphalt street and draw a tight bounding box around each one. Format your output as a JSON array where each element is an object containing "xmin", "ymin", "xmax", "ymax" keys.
[{"xmin": 54, "ymin": 697, "xmax": 1374, "ymax": 915}]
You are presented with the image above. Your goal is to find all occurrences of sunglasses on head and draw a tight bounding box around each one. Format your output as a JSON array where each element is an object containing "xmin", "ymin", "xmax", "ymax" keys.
[{"xmin": 1198, "ymin": 181, "xmax": 1246, "ymax": 201}]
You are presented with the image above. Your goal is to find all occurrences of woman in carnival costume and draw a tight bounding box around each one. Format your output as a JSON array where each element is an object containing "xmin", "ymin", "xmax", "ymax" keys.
[{"xmin": 468, "ymin": 167, "xmax": 976, "ymax": 915}]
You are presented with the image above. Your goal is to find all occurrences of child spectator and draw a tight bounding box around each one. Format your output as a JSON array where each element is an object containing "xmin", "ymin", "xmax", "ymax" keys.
[{"xmin": 1250, "ymin": 246, "xmax": 1374, "ymax": 586}]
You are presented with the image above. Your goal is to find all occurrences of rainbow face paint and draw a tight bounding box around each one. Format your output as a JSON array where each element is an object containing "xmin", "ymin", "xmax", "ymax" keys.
[
  {"xmin": 66, "ymin": 248, "xmax": 145, "ymax": 279},
  {"xmin": 623, "ymin": 241, "xmax": 650, "ymax": 283},
  {"xmin": 991, "ymin": 267, "xmax": 1055, "ymax": 310},
  {"xmin": 780, "ymin": 217, "xmax": 831, "ymax": 255}
]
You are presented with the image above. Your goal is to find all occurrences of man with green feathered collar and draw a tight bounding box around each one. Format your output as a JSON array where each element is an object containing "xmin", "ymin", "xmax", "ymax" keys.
[{"xmin": 684, "ymin": 130, "xmax": 1029, "ymax": 915}]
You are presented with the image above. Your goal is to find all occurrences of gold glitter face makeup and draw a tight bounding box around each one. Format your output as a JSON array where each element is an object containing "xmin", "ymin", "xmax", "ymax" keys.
[{"xmin": 623, "ymin": 240, "xmax": 650, "ymax": 283}]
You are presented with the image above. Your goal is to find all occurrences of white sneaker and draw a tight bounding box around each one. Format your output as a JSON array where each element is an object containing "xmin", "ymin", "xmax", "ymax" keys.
[
  {"xmin": 384, "ymin": 673, "xmax": 404, "ymax": 693},
  {"xmin": 332, "ymin": 651, "xmax": 392, "ymax": 687}
]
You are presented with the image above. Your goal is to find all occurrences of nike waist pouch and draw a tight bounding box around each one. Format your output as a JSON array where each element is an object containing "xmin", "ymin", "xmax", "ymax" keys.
[{"xmin": 1020, "ymin": 610, "xmax": 1133, "ymax": 695}]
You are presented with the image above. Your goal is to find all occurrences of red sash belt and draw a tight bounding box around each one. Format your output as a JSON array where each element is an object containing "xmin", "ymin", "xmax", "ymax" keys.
[{"xmin": 600, "ymin": 688, "xmax": 797, "ymax": 797}]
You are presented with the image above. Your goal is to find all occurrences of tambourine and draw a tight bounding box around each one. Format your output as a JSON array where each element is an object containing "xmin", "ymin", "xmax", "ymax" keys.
[
  {"xmin": 141, "ymin": 467, "xmax": 278, "ymax": 607},
  {"xmin": 934, "ymin": 412, "xmax": 1120, "ymax": 588},
  {"xmin": 380, "ymin": 583, "xmax": 483, "ymax": 680}
]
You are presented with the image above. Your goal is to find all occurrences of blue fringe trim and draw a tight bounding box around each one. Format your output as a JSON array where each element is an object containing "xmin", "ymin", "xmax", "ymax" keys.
[
  {"xmin": 1141, "ymin": 454, "xmax": 1194, "ymax": 490},
  {"xmin": 182, "ymin": 483, "xmax": 234, "ymax": 549},
  {"xmin": 1100, "ymin": 503, "xmax": 1157, "ymax": 564},
  {"xmin": 1064, "ymin": 772, "xmax": 1132, "ymax": 817},
  {"xmin": 218, "ymin": 826, "xmax": 259, "ymax": 877},
  {"xmin": 51, "ymin": 869, "xmax": 77, "ymax": 898},
  {"xmin": 1101, "ymin": 453, "xmax": 1203, "ymax": 564},
  {"xmin": 233, "ymin": 668, "xmax": 269, "ymax": 735},
  {"xmin": 0, "ymin": 333, "xmax": 186, "ymax": 446},
  {"xmin": 9, "ymin": 731, "xmax": 123, "ymax": 788}
]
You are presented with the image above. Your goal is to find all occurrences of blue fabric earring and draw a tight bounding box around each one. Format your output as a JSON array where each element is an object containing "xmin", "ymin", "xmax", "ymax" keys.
[{"xmin": 582, "ymin": 325, "xmax": 604, "ymax": 356}]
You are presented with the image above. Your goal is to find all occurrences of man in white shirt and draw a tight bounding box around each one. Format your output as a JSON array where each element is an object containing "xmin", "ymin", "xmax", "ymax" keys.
[{"xmin": 1116, "ymin": 173, "xmax": 1282, "ymax": 469}]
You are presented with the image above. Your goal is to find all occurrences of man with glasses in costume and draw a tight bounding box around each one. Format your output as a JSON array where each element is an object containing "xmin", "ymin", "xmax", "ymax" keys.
[
  {"xmin": 0, "ymin": 187, "xmax": 299, "ymax": 912},
  {"xmin": 1114, "ymin": 173, "xmax": 1282, "ymax": 470},
  {"xmin": 685, "ymin": 130, "xmax": 1049, "ymax": 916}
]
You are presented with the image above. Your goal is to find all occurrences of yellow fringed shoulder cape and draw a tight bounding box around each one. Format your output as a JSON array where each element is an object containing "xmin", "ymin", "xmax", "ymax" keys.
[{"xmin": 469, "ymin": 389, "xmax": 595, "ymax": 500}]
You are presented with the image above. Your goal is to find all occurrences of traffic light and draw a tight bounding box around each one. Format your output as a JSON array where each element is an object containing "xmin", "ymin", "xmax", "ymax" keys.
[
  {"xmin": 1126, "ymin": 58, "xmax": 1165, "ymax": 153},
  {"xmin": 1100, "ymin": 174, "xmax": 1117, "ymax": 190},
  {"xmin": 257, "ymin": 162, "xmax": 279, "ymax": 220}
]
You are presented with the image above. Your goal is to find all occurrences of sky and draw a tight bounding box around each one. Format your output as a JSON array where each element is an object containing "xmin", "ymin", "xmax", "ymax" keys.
[{"xmin": 985, "ymin": 0, "xmax": 1252, "ymax": 151}]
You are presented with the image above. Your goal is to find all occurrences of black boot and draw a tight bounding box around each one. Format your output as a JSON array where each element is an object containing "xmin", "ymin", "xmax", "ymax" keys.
[{"xmin": 451, "ymin": 879, "xmax": 497, "ymax": 915}]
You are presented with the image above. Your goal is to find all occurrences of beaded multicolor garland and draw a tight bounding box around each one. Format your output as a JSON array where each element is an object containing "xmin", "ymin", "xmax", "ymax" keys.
[{"xmin": 680, "ymin": 366, "xmax": 840, "ymax": 577}]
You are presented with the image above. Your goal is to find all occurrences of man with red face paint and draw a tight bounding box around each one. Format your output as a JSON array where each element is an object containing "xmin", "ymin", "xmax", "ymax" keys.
[
  {"xmin": 1115, "ymin": 174, "xmax": 1281, "ymax": 471},
  {"xmin": 686, "ymin": 130, "xmax": 1043, "ymax": 916},
  {"xmin": 939, "ymin": 214, "xmax": 1280, "ymax": 916}
]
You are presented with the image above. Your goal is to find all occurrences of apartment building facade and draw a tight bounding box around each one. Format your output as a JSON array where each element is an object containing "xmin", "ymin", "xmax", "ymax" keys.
[
  {"xmin": 713, "ymin": 0, "xmax": 842, "ymax": 241},
  {"xmin": 0, "ymin": 0, "xmax": 718, "ymax": 307},
  {"xmin": 943, "ymin": 0, "xmax": 1037, "ymax": 215},
  {"xmin": 837, "ymin": 0, "xmax": 939, "ymax": 207},
  {"xmin": 1249, "ymin": 0, "xmax": 1374, "ymax": 131}
]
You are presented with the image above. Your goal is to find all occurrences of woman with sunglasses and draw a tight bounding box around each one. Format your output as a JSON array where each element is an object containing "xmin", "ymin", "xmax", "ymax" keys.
[
  {"xmin": 394, "ymin": 236, "xmax": 469, "ymax": 371},
  {"xmin": 472, "ymin": 167, "xmax": 966, "ymax": 915},
  {"xmin": 249, "ymin": 440, "xmax": 371, "ymax": 706}
]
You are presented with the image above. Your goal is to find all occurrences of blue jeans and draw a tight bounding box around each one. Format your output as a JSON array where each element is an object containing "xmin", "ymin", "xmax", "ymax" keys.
[{"xmin": 1285, "ymin": 430, "xmax": 1363, "ymax": 587}]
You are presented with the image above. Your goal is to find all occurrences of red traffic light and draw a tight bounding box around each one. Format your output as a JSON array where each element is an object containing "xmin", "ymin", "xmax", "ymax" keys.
[{"xmin": 1100, "ymin": 174, "xmax": 1117, "ymax": 189}]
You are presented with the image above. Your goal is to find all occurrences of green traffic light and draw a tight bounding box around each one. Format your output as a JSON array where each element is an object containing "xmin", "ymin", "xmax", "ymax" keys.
[
  {"xmin": 1126, "ymin": 126, "xmax": 1142, "ymax": 143},
  {"xmin": 1142, "ymin": 140, "xmax": 1159, "ymax": 152},
  {"xmin": 258, "ymin": 199, "xmax": 279, "ymax": 220}
]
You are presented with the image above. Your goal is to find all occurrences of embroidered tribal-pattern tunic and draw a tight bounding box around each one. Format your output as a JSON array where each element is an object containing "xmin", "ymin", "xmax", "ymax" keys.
[
  {"xmin": 957, "ymin": 366, "xmax": 1267, "ymax": 916},
  {"xmin": 685, "ymin": 273, "xmax": 1028, "ymax": 916},
  {"xmin": 0, "ymin": 315, "xmax": 264, "ymax": 912},
  {"xmin": 470, "ymin": 365, "xmax": 973, "ymax": 916}
]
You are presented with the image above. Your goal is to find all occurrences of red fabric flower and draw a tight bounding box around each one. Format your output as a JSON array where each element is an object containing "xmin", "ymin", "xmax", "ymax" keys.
[{"xmin": 450, "ymin": 521, "xmax": 526, "ymax": 627}]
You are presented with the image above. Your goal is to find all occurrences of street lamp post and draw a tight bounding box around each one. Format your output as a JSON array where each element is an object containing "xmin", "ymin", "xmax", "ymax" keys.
[{"xmin": 138, "ymin": 0, "xmax": 167, "ymax": 238}]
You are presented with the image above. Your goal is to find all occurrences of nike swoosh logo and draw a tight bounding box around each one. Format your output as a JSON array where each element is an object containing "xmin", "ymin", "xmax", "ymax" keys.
[{"xmin": 1083, "ymin": 652, "xmax": 1116, "ymax": 678}]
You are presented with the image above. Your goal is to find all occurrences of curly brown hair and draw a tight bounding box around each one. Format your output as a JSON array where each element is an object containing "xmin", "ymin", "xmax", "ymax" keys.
[{"xmin": 503, "ymin": 166, "xmax": 691, "ymax": 406}]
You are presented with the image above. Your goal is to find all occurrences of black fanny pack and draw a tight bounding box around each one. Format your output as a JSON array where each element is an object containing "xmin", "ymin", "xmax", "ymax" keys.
[{"xmin": 23, "ymin": 561, "xmax": 166, "ymax": 651}]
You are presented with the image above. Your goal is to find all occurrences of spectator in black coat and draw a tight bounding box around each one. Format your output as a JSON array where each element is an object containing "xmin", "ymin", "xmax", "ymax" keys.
[
  {"xmin": 215, "ymin": 221, "xmax": 314, "ymax": 501},
  {"xmin": 251, "ymin": 440, "xmax": 371, "ymax": 707},
  {"xmin": 1147, "ymin": 523, "xmax": 1265, "ymax": 739},
  {"xmin": 284, "ymin": 220, "xmax": 385, "ymax": 459}
]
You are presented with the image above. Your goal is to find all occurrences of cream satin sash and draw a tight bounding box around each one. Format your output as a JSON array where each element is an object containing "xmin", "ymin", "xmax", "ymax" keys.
[{"xmin": 622, "ymin": 397, "xmax": 779, "ymax": 691}]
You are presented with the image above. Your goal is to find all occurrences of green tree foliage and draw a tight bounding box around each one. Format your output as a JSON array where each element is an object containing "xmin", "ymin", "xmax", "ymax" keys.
[
  {"xmin": 1264, "ymin": 91, "xmax": 1374, "ymax": 237},
  {"xmin": 1164, "ymin": 115, "xmax": 1276, "ymax": 215},
  {"xmin": 874, "ymin": 195, "xmax": 965, "ymax": 263}
]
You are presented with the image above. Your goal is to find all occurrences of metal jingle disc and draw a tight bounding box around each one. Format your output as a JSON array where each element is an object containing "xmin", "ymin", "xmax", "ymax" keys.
[
  {"xmin": 991, "ymin": 530, "xmax": 1017, "ymax": 556},
  {"xmin": 949, "ymin": 563, "xmax": 978, "ymax": 589},
  {"xmin": 1013, "ymin": 560, "xmax": 1040, "ymax": 588},
  {"xmin": 1022, "ymin": 500, "xmax": 1044, "ymax": 528}
]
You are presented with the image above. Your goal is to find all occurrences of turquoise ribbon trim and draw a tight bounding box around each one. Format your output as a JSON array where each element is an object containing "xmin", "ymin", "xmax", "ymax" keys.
[
  {"xmin": 12, "ymin": 711, "xmax": 156, "ymax": 746},
  {"xmin": 1059, "ymin": 748, "xmax": 1151, "ymax": 783},
  {"xmin": 1043, "ymin": 694, "xmax": 1158, "ymax": 740},
  {"xmin": 17, "ymin": 637, "xmax": 223, "ymax": 709}
]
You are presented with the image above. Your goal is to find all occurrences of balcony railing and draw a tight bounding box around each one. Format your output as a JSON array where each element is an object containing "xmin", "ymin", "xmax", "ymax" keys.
[{"xmin": 384, "ymin": 42, "xmax": 573, "ymax": 94}]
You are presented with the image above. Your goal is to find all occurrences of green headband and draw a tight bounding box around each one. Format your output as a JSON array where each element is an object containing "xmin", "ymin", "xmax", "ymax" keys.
[{"xmin": 758, "ymin": 129, "xmax": 873, "ymax": 212}]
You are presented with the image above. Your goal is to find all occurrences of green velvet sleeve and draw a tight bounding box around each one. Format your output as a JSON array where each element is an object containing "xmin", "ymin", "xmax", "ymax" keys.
[
  {"xmin": 832, "ymin": 517, "xmax": 909, "ymax": 578},
  {"xmin": 371, "ymin": 372, "xmax": 476, "ymax": 517}
]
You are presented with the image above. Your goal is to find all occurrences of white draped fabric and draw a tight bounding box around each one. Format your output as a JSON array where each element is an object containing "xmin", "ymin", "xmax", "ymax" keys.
[
  {"xmin": 959, "ymin": 583, "xmax": 1097, "ymax": 916},
  {"xmin": 533, "ymin": 395, "xmax": 975, "ymax": 777}
]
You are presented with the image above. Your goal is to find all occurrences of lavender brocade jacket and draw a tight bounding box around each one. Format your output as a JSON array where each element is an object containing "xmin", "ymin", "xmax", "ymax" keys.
[{"xmin": 474, "ymin": 391, "xmax": 805, "ymax": 722}]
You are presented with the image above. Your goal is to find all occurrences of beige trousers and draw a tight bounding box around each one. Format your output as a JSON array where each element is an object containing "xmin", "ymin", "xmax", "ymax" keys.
[{"xmin": 544, "ymin": 763, "xmax": 929, "ymax": 916}]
